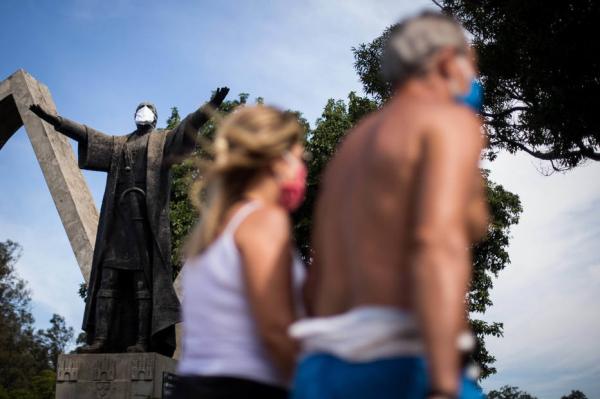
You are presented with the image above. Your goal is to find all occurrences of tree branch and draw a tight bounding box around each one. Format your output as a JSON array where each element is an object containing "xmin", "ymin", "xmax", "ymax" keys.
[
  {"xmin": 482, "ymin": 106, "xmax": 529, "ymax": 119},
  {"xmin": 490, "ymin": 137, "xmax": 600, "ymax": 163},
  {"xmin": 576, "ymin": 140, "xmax": 600, "ymax": 161},
  {"xmin": 549, "ymin": 159, "xmax": 570, "ymax": 173},
  {"xmin": 496, "ymin": 139, "xmax": 562, "ymax": 160},
  {"xmin": 432, "ymin": 0, "xmax": 444, "ymax": 9}
]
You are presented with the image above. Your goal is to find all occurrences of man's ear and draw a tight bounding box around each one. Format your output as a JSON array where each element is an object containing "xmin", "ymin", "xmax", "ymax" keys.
[{"xmin": 435, "ymin": 48, "xmax": 456, "ymax": 80}]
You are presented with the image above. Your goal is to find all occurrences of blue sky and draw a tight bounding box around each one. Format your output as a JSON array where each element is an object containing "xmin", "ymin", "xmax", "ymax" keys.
[{"xmin": 1, "ymin": 1, "xmax": 599, "ymax": 398}]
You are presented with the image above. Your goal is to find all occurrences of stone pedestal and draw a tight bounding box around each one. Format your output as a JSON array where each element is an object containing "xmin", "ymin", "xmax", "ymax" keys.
[{"xmin": 56, "ymin": 353, "xmax": 177, "ymax": 399}]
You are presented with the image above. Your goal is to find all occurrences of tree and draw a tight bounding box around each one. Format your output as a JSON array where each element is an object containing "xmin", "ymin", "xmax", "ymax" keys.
[
  {"xmin": 294, "ymin": 92, "xmax": 378, "ymax": 258},
  {"xmin": 167, "ymin": 107, "xmax": 193, "ymax": 278},
  {"xmin": 29, "ymin": 370, "xmax": 56, "ymax": 399},
  {"xmin": 36, "ymin": 314, "xmax": 73, "ymax": 370},
  {"xmin": 468, "ymin": 173, "xmax": 521, "ymax": 376},
  {"xmin": 168, "ymin": 94, "xmax": 260, "ymax": 277},
  {"xmin": 487, "ymin": 385, "xmax": 538, "ymax": 399},
  {"xmin": 356, "ymin": 1, "xmax": 600, "ymax": 170},
  {"xmin": 0, "ymin": 240, "xmax": 74, "ymax": 398},
  {"xmin": 561, "ymin": 390, "xmax": 588, "ymax": 399},
  {"xmin": 168, "ymin": 94, "xmax": 312, "ymax": 277},
  {"xmin": 0, "ymin": 240, "xmax": 45, "ymax": 391}
]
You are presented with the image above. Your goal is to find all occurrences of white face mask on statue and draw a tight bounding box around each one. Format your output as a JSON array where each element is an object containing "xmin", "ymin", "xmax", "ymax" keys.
[{"xmin": 135, "ymin": 106, "xmax": 156, "ymax": 125}]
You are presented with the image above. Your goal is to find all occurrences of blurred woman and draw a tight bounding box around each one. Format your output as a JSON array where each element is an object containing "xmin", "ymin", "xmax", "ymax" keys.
[{"xmin": 174, "ymin": 105, "xmax": 307, "ymax": 399}]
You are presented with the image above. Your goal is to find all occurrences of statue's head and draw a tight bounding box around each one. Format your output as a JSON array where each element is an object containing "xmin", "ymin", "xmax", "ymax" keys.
[{"xmin": 134, "ymin": 102, "xmax": 158, "ymax": 129}]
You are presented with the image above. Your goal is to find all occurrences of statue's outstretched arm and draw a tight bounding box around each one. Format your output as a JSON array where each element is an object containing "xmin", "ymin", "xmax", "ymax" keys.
[
  {"xmin": 29, "ymin": 104, "xmax": 88, "ymax": 142},
  {"xmin": 164, "ymin": 87, "xmax": 230, "ymax": 162},
  {"xmin": 187, "ymin": 87, "xmax": 230, "ymax": 130}
]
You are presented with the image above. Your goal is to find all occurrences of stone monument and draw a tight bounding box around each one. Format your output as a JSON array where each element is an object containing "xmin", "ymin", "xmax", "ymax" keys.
[
  {"xmin": 29, "ymin": 86, "xmax": 229, "ymax": 356},
  {"xmin": 1, "ymin": 70, "xmax": 228, "ymax": 398}
]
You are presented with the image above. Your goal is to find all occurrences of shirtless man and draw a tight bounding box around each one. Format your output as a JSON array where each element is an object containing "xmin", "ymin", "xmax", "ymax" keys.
[{"xmin": 291, "ymin": 12, "xmax": 488, "ymax": 399}]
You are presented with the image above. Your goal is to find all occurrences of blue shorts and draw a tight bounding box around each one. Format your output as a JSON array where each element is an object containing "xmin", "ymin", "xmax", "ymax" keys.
[{"xmin": 291, "ymin": 353, "xmax": 483, "ymax": 399}]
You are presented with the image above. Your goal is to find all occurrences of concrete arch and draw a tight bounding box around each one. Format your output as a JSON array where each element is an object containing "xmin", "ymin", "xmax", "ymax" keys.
[{"xmin": 0, "ymin": 70, "xmax": 98, "ymax": 283}]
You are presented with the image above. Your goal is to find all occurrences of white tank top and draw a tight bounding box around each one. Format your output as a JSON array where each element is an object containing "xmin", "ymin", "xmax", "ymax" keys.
[{"xmin": 177, "ymin": 201, "xmax": 306, "ymax": 387}]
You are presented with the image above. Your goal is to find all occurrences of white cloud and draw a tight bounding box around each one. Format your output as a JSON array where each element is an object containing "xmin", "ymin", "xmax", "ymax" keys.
[{"xmin": 481, "ymin": 152, "xmax": 600, "ymax": 398}]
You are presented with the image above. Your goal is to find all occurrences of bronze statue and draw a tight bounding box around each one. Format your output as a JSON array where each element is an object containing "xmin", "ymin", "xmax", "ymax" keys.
[{"xmin": 29, "ymin": 87, "xmax": 229, "ymax": 356}]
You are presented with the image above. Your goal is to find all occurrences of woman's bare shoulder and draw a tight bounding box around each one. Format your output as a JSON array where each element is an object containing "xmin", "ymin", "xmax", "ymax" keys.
[{"xmin": 236, "ymin": 204, "xmax": 291, "ymax": 248}]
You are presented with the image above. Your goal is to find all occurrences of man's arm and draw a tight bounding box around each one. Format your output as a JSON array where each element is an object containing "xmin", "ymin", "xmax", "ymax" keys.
[
  {"xmin": 466, "ymin": 170, "xmax": 489, "ymax": 242},
  {"xmin": 411, "ymin": 109, "xmax": 485, "ymax": 397},
  {"xmin": 164, "ymin": 87, "xmax": 229, "ymax": 161},
  {"xmin": 29, "ymin": 104, "xmax": 88, "ymax": 142}
]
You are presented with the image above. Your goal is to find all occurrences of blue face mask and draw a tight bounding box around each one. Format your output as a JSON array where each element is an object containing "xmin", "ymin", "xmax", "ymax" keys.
[{"xmin": 455, "ymin": 79, "xmax": 484, "ymax": 113}]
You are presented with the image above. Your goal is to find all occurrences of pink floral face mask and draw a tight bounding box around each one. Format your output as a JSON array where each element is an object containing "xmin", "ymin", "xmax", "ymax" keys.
[{"xmin": 278, "ymin": 153, "xmax": 307, "ymax": 212}]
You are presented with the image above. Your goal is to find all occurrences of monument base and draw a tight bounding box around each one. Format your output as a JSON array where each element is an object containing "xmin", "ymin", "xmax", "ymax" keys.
[{"xmin": 56, "ymin": 352, "xmax": 177, "ymax": 399}]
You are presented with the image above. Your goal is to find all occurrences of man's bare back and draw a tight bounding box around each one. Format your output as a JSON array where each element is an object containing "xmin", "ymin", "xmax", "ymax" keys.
[{"xmin": 308, "ymin": 93, "xmax": 486, "ymax": 317}]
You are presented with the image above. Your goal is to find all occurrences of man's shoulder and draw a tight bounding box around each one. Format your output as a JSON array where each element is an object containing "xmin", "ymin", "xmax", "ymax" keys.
[
  {"xmin": 426, "ymin": 102, "xmax": 480, "ymax": 128},
  {"xmin": 339, "ymin": 111, "xmax": 379, "ymax": 144},
  {"xmin": 422, "ymin": 106, "xmax": 483, "ymax": 164}
]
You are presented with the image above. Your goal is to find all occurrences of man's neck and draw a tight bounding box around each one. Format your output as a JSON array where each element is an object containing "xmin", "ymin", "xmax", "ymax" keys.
[{"xmin": 395, "ymin": 76, "xmax": 453, "ymax": 104}]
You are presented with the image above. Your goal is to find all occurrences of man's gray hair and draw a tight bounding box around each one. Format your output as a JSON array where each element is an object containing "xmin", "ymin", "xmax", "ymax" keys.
[{"xmin": 381, "ymin": 11, "xmax": 469, "ymax": 87}]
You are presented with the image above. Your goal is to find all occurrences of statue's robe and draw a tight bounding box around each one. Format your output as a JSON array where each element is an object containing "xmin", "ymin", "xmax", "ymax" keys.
[{"xmin": 77, "ymin": 114, "xmax": 200, "ymax": 356}]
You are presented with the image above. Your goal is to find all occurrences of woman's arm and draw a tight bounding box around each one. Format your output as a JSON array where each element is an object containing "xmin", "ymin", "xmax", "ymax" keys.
[{"xmin": 236, "ymin": 205, "xmax": 299, "ymax": 381}]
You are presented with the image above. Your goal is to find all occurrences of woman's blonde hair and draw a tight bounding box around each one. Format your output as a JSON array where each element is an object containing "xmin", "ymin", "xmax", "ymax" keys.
[{"xmin": 186, "ymin": 105, "xmax": 304, "ymax": 257}]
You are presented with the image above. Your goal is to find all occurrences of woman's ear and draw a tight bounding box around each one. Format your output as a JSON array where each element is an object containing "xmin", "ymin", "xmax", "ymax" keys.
[
  {"xmin": 267, "ymin": 161, "xmax": 278, "ymax": 179},
  {"xmin": 270, "ymin": 156, "xmax": 294, "ymax": 182},
  {"xmin": 268, "ymin": 157, "xmax": 285, "ymax": 181}
]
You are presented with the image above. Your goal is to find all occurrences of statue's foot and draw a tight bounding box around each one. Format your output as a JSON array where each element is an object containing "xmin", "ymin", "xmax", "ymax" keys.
[
  {"xmin": 77, "ymin": 339, "xmax": 107, "ymax": 354},
  {"xmin": 126, "ymin": 342, "xmax": 148, "ymax": 353}
]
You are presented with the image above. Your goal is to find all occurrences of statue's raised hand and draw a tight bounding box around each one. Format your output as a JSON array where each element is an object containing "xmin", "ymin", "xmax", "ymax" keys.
[
  {"xmin": 30, "ymin": 104, "xmax": 60, "ymax": 127},
  {"xmin": 209, "ymin": 87, "xmax": 230, "ymax": 108},
  {"xmin": 188, "ymin": 87, "xmax": 231, "ymax": 130}
]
